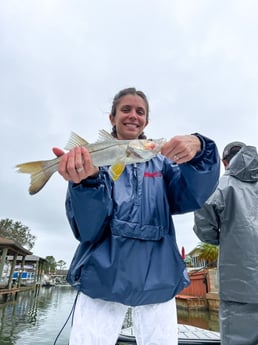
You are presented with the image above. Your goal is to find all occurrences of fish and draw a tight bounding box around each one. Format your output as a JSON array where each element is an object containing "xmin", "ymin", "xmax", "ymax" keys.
[{"xmin": 16, "ymin": 129, "xmax": 166, "ymax": 195}]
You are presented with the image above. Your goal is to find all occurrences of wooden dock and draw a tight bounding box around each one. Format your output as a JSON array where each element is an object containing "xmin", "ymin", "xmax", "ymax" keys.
[
  {"xmin": 176, "ymin": 294, "xmax": 208, "ymax": 310},
  {"xmin": 0, "ymin": 285, "xmax": 36, "ymax": 303},
  {"xmin": 176, "ymin": 293, "xmax": 219, "ymax": 312}
]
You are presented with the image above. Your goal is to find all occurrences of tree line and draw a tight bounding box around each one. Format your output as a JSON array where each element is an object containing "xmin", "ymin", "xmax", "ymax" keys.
[{"xmin": 0, "ymin": 218, "xmax": 67, "ymax": 272}]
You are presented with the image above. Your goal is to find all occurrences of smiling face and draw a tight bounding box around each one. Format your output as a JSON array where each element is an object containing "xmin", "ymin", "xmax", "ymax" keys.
[{"xmin": 109, "ymin": 94, "xmax": 149, "ymax": 140}]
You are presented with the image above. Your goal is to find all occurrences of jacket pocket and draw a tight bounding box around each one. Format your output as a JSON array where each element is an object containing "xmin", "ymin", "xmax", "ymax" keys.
[{"xmin": 110, "ymin": 218, "xmax": 168, "ymax": 241}]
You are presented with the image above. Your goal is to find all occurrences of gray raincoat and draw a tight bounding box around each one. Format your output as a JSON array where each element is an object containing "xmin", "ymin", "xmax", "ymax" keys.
[{"xmin": 194, "ymin": 145, "xmax": 258, "ymax": 303}]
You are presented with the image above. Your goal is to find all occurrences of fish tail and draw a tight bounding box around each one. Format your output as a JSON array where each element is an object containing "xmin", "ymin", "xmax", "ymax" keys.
[
  {"xmin": 109, "ymin": 160, "xmax": 126, "ymax": 181},
  {"xmin": 16, "ymin": 157, "xmax": 59, "ymax": 195}
]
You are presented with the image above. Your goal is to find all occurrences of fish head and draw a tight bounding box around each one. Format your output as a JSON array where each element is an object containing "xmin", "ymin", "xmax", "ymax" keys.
[
  {"xmin": 142, "ymin": 138, "xmax": 166, "ymax": 153},
  {"xmin": 127, "ymin": 138, "xmax": 166, "ymax": 161}
]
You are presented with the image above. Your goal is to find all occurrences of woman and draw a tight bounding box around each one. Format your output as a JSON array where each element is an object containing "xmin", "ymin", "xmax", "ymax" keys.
[{"xmin": 53, "ymin": 87, "xmax": 220, "ymax": 345}]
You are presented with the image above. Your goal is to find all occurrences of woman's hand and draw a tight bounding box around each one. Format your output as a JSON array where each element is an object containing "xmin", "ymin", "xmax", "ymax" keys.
[
  {"xmin": 52, "ymin": 146, "xmax": 99, "ymax": 183},
  {"xmin": 161, "ymin": 135, "xmax": 201, "ymax": 164}
]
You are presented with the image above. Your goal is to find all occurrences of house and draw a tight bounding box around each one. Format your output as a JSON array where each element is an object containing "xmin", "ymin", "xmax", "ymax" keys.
[
  {"xmin": 186, "ymin": 247, "xmax": 207, "ymax": 269},
  {"xmin": 175, "ymin": 246, "xmax": 219, "ymax": 312},
  {"xmin": 0, "ymin": 236, "xmax": 47, "ymax": 295},
  {"xmin": 0, "ymin": 236, "xmax": 32, "ymax": 289},
  {"xmin": 8, "ymin": 254, "xmax": 47, "ymax": 287}
]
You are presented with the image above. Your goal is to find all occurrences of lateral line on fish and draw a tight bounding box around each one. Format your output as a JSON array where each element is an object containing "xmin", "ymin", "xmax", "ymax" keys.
[{"xmin": 126, "ymin": 146, "xmax": 144, "ymax": 159}]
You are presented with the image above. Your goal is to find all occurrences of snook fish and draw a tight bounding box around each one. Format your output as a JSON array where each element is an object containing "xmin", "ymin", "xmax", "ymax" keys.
[{"xmin": 16, "ymin": 129, "xmax": 166, "ymax": 195}]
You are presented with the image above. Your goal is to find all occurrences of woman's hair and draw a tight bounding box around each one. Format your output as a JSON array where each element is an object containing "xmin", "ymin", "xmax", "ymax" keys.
[{"xmin": 110, "ymin": 87, "xmax": 149, "ymax": 139}]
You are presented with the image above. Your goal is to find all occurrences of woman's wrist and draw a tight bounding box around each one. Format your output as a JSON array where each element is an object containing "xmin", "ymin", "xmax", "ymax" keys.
[{"xmin": 88, "ymin": 166, "xmax": 99, "ymax": 178}]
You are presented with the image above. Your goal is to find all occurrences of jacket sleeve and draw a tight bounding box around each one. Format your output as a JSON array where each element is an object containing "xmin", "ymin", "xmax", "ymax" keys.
[
  {"xmin": 193, "ymin": 192, "xmax": 221, "ymax": 245},
  {"xmin": 65, "ymin": 169, "xmax": 113, "ymax": 243},
  {"xmin": 164, "ymin": 134, "xmax": 220, "ymax": 214}
]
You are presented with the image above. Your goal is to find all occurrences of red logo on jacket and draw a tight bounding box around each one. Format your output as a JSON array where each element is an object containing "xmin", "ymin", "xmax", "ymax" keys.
[{"xmin": 144, "ymin": 171, "xmax": 163, "ymax": 177}]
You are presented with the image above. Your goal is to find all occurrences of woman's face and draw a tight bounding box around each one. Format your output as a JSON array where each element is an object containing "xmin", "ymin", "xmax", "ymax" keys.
[{"xmin": 109, "ymin": 94, "xmax": 148, "ymax": 140}]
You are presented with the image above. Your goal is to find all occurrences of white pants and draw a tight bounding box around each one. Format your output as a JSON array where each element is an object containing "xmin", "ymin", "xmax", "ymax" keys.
[{"xmin": 69, "ymin": 293, "xmax": 178, "ymax": 345}]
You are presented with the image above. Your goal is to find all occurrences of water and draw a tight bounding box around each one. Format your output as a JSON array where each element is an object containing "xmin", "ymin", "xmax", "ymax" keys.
[
  {"xmin": 177, "ymin": 308, "xmax": 219, "ymax": 332},
  {"xmin": 0, "ymin": 286, "xmax": 77, "ymax": 345},
  {"xmin": 0, "ymin": 286, "xmax": 219, "ymax": 344}
]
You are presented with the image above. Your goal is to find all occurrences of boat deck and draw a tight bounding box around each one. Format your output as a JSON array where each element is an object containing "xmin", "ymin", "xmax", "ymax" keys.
[
  {"xmin": 178, "ymin": 324, "xmax": 220, "ymax": 340},
  {"xmin": 119, "ymin": 325, "xmax": 220, "ymax": 344}
]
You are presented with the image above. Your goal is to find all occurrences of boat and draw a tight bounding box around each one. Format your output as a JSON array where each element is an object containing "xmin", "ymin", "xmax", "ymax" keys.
[
  {"xmin": 12, "ymin": 265, "xmax": 35, "ymax": 286},
  {"xmin": 117, "ymin": 324, "xmax": 220, "ymax": 344},
  {"xmin": 41, "ymin": 274, "xmax": 56, "ymax": 287}
]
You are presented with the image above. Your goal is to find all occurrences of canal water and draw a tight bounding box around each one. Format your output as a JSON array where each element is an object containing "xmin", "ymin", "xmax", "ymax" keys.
[
  {"xmin": 0, "ymin": 286, "xmax": 76, "ymax": 345},
  {"xmin": 0, "ymin": 286, "xmax": 219, "ymax": 344},
  {"xmin": 177, "ymin": 308, "xmax": 219, "ymax": 333}
]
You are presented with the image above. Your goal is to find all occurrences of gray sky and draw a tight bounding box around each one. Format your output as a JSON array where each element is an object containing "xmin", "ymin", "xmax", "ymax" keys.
[{"xmin": 1, "ymin": 0, "xmax": 258, "ymax": 266}]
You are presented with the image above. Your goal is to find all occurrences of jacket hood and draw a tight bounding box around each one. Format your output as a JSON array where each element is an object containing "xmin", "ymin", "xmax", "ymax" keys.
[{"xmin": 226, "ymin": 145, "xmax": 258, "ymax": 182}]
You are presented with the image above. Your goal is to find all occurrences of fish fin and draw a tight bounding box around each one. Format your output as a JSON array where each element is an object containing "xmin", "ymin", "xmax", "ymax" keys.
[
  {"xmin": 97, "ymin": 129, "xmax": 117, "ymax": 142},
  {"xmin": 108, "ymin": 159, "xmax": 126, "ymax": 181},
  {"xmin": 16, "ymin": 157, "xmax": 59, "ymax": 195},
  {"xmin": 64, "ymin": 132, "xmax": 89, "ymax": 150}
]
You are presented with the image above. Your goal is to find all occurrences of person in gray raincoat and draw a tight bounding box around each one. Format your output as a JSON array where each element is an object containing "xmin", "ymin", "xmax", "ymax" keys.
[{"xmin": 193, "ymin": 141, "xmax": 258, "ymax": 345}]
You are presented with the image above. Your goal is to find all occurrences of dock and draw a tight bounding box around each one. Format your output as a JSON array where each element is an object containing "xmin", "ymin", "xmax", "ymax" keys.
[{"xmin": 0, "ymin": 285, "xmax": 39, "ymax": 303}]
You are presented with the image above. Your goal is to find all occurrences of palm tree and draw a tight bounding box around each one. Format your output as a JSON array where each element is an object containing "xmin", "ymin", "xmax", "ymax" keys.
[
  {"xmin": 197, "ymin": 242, "xmax": 218, "ymax": 268},
  {"xmin": 56, "ymin": 260, "xmax": 66, "ymax": 271},
  {"xmin": 44, "ymin": 256, "xmax": 56, "ymax": 274}
]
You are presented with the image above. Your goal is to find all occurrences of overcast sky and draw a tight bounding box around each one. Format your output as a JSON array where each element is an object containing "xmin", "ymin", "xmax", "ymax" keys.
[{"xmin": 1, "ymin": 0, "xmax": 258, "ymax": 266}]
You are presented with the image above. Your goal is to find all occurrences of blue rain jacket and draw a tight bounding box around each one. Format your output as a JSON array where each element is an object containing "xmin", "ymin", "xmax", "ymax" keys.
[{"xmin": 66, "ymin": 134, "xmax": 220, "ymax": 306}]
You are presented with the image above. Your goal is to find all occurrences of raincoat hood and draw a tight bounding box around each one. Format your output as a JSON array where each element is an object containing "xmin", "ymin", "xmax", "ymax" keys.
[{"xmin": 226, "ymin": 145, "xmax": 258, "ymax": 183}]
